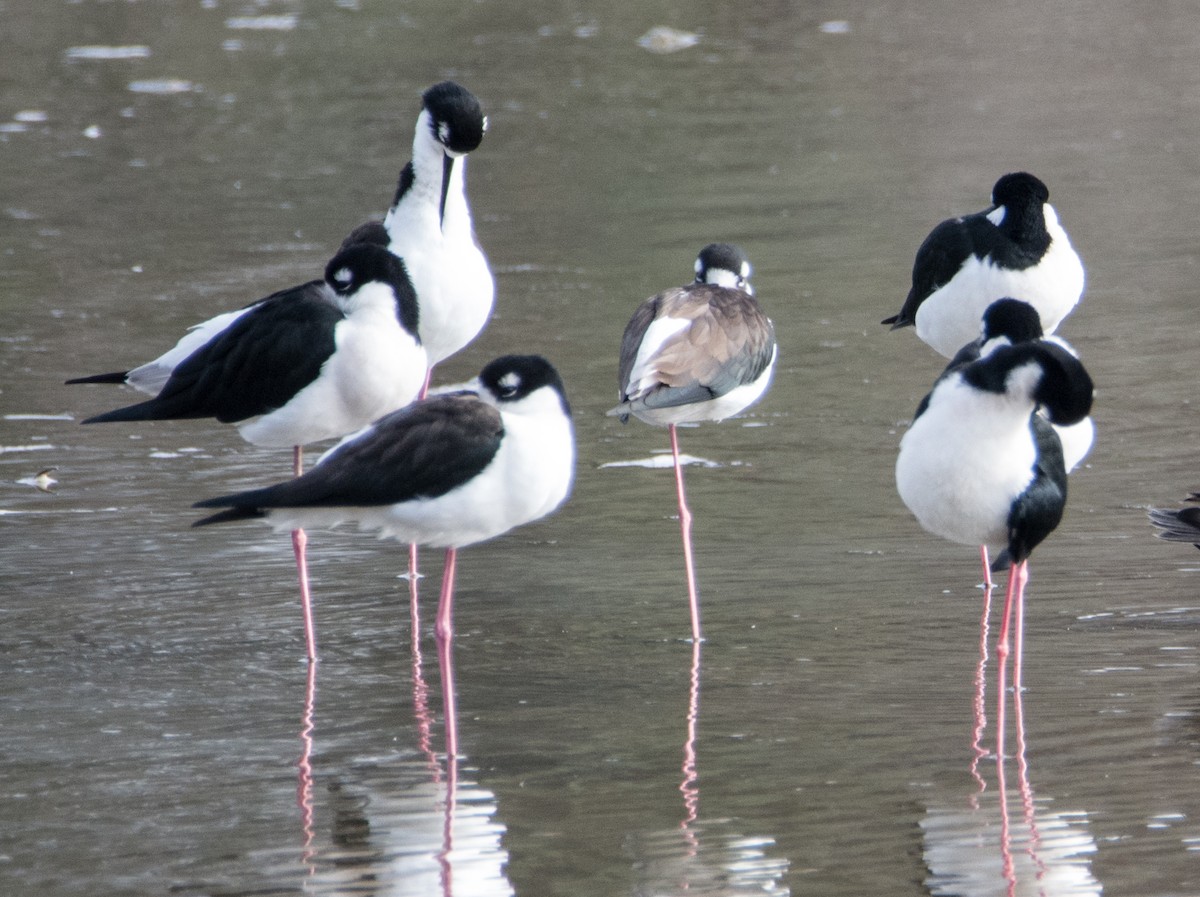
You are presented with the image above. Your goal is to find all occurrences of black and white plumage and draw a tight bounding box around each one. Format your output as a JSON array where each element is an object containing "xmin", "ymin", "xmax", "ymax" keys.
[
  {"xmin": 883, "ymin": 172, "xmax": 1085, "ymax": 358},
  {"xmin": 946, "ymin": 298, "xmax": 1094, "ymax": 474},
  {"xmin": 1149, "ymin": 495, "xmax": 1200, "ymax": 549},
  {"xmin": 69, "ymin": 241, "xmax": 425, "ymax": 664},
  {"xmin": 380, "ymin": 80, "xmax": 493, "ymax": 371},
  {"xmin": 608, "ymin": 243, "xmax": 776, "ymax": 642},
  {"xmin": 896, "ymin": 339, "xmax": 1094, "ymax": 762},
  {"xmin": 195, "ymin": 354, "xmax": 573, "ymax": 763},
  {"xmin": 897, "ymin": 340, "xmax": 1093, "ymax": 562},
  {"xmin": 70, "ymin": 242, "xmax": 426, "ymax": 447},
  {"xmin": 193, "ymin": 354, "xmax": 574, "ymax": 550}
]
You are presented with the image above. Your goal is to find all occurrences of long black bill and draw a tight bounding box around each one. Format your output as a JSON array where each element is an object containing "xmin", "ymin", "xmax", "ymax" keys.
[{"xmin": 439, "ymin": 153, "xmax": 454, "ymax": 229}]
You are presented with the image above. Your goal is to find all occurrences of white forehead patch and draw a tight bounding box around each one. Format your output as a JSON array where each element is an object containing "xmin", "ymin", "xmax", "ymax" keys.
[
  {"xmin": 694, "ymin": 257, "xmax": 704, "ymax": 276},
  {"xmin": 499, "ymin": 372, "xmax": 521, "ymax": 392},
  {"xmin": 481, "ymin": 115, "xmax": 489, "ymax": 133},
  {"xmin": 332, "ymin": 266, "xmax": 352, "ymax": 287},
  {"xmin": 740, "ymin": 260, "xmax": 752, "ymax": 279},
  {"xmin": 437, "ymin": 121, "xmax": 451, "ymax": 144},
  {"xmin": 986, "ymin": 206, "xmax": 1006, "ymax": 226}
]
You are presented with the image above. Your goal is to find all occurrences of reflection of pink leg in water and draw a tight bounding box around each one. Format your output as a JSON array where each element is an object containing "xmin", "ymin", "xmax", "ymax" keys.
[
  {"xmin": 409, "ymin": 565, "xmax": 441, "ymax": 780},
  {"xmin": 680, "ymin": 639, "xmax": 702, "ymax": 834},
  {"xmin": 436, "ymin": 738, "xmax": 459, "ymax": 897},
  {"xmin": 1012, "ymin": 594, "xmax": 1048, "ymax": 885},
  {"xmin": 969, "ymin": 559, "xmax": 993, "ymax": 799},
  {"xmin": 296, "ymin": 659, "xmax": 317, "ymax": 875}
]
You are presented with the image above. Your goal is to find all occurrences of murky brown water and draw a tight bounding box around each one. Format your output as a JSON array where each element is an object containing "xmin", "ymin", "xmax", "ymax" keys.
[{"xmin": 5, "ymin": 2, "xmax": 1200, "ymax": 895}]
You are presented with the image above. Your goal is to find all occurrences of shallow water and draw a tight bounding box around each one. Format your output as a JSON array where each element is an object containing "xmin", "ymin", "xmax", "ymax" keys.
[{"xmin": 5, "ymin": 2, "xmax": 1200, "ymax": 895}]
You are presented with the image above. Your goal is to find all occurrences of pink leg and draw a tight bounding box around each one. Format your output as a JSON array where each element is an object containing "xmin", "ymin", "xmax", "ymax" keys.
[
  {"xmin": 1012, "ymin": 560, "xmax": 1028, "ymax": 701},
  {"xmin": 407, "ymin": 542, "xmax": 421, "ymax": 583},
  {"xmin": 424, "ymin": 539, "xmax": 459, "ymax": 897},
  {"xmin": 980, "ymin": 544, "xmax": 994, "ymax": 593},
  {"xmin": 994, "ymin": 562, "xmax": 1020, "ymax": 764},
  {"xmin": 669, "ymin": 424, "xmax": 702, "ymax": 643},
  {"xmin": 405, "ymin": 370, "xmax": 435, "ymax": 582},
  {"xmin": 435, "ymin": 548, "xmax": 459, "ymax": 763},
  {"xmin": 292, "ymin": 445, "xmax": 317, "ymax": 663}
]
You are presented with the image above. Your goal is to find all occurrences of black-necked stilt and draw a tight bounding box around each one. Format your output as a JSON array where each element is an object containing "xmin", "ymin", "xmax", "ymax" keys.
[
  {"xmin": 373, "ymin": 80, "xmax": 492, "ymax": 585},
  {"xmin": 68, "ymin": 241, "xmax": 426, "ymax": 661},
  {"xmin": 883, "ymin": 172, "xmax": 1085, "ymax": 358},
  {"xmin": 895, "ymin": 339, "xmax": 1093, "ymax": 760},
  {"xmin": 382, "ymin": 81, "xmax": 493, "ymax": 380},
  {"xmin": 193, "ymin": 354, "xmax": 575, "ymax": 757},
  {"xmin": 608, "ymin": 243, "xmax": 777, "ymax": 642},
  {"xmin": 1149, "ymin": 495, "xmax": 1200, "ymax": 549},
  {"xmin": 948, "ymin": 298, "xmax": 1095, "ymax": 475}
]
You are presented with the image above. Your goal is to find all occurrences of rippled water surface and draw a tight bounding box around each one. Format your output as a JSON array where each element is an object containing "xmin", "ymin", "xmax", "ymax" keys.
[{"xmin": 5, "ymin": 2, "xmax": 1200, "ymax": 895}]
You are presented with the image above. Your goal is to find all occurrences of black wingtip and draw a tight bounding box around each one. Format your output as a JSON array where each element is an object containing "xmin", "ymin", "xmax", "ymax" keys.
[
  {"xmin": 882, "ymin": 314, "xmax": 913, "ymax": 330},
  {"xmin": 65, "ymin": 371, "xmax": 129, "ymax": 386},
  {"xmin": 191, "ymin": 505, "xmax": 266, "ymax": 528},
  {"xmin": 1148, "ymin": 506, "xmax": 1200, "ymax": 550}
]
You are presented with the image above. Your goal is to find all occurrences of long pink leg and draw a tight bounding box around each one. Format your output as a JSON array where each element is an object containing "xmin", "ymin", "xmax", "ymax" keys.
[
  {"xmin": 995, "ymin": 560, "xmax": 1029, "ymax": 764},
  {"xmin": 406, "ymin": 369, "xmax": 435, "ymax": 584},
  {"xmin": 980, "ymin": 544, "xmax": 994, "ymax": 592},
  {"xmin": 669, "ymin": 424, "xmax": 702, "ymax": 643},
  {"xmin": 1012, "ymin": 561, "xmax": 1028, "ymax": 702},
  {"xmin": 434, "ymin": 546, "xmax": 459, "ymax": 897},
  {"xmin": 291, "ymin": 445, "xmax": 317, "ymax": 663},
  {"xmin": 435, "ymin": 547, "xmax": 459, "ymax": 764}
]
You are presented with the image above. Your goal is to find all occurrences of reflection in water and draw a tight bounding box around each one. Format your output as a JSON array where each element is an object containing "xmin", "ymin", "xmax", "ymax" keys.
[
  {"xmin": 297, "ymin": 659, "xmax": 318, "ymax": 876},
  {"xmin": 409, "ymin": 572, "xmax": 441, "ymax": 779},
  {"xmin": 969, "ymin": 576, "xmax": 994, "ymax": 797},
  {"xmin": 290, "ymin": 580, "xmax": 511, "ymax": 896},
  {"xmin": 925, "ymin": 686, "xmax": 1100, "ymax": 896},
  {"xmin": 921, "ymin": 797, "xmax": 1099, "ymax": 897},
  {"xmin": 311, "ymin": 754, "xmax": 513, "ymax": 897},
  {"xmin": 628, "ymin": 639, "xmax": 791, "ymax": 895}
]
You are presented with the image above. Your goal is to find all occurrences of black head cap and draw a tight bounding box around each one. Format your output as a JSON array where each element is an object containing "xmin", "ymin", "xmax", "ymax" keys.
[
  {"xmin": 981, "ymin": 298, "xmax": 1045, "ymax": 344},
  {"xmin": 991, "ymin": 172, "xmax": 1050, "ymax": 207},
  {"xmin": 337, "ymin": 219, "xmax": 390, "ymax": 252},
  {"xmin": 694, "ymin": 242, "xmax": 753, "ymax": 292},
  {"xmin": 479, "ymin": 355, "xmax": 571, "ymax": 417},
  {"xmin": 325, "ymin": 244, "xmax": 419, "ymax": 334},
  {"xmin": 965, "ymin": 340, "xmax": 1094, "ymax": 427},
  {"xmin": 422, "ymin": 81, "xmax": 487, "ymax": 154}
]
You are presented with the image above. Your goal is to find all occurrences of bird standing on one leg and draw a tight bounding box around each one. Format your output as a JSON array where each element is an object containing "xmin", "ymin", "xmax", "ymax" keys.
[
  {"xmin": 895, "ymin": 340, "xmax": 1094, "ymax": 759},
  {"xmin": 883, "ymin": 172, "xmax": 1085, "ymax": 358},
  {"xmin": 609, "ymin": 243, "xmax": 777, "ymax": 642}
]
